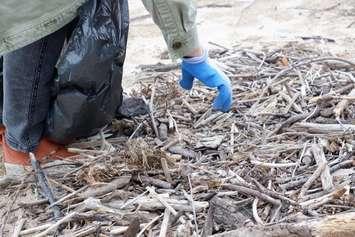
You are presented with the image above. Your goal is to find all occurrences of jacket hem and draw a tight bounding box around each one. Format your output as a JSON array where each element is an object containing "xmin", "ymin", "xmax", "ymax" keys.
[{"xmin": 0, "ymin": 0, "xmax": 86, "ymax": 56}]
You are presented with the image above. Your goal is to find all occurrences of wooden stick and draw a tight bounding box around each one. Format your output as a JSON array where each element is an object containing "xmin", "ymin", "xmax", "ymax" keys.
[
  {"xmin": 250, "ymin": 159, "xmax": 298, "ymax": 168},
  {"xmin": 136, "ymin": 214, "xmax": 163, "ymax": 237},
  {"xmin": 161, "ymin": 137, "xmax": 180, "ymax": 151},
  {"xmin": 138, "ymin": 175, "xmax": 173, "ymax": 189},
  {"xmin": 279, "ymin": 91, "xmax": 303, "ymax": 113},
  {"xmin": 159, "ymin": 209, "xmax": 171, "ymax": 237},
  {"xmin": 334, "ymin": 88, "xmax": 355, "ymax": 118},
  {"xmin": 292, "ymin": 122, "xmax": 355, "ymax": 134},
  {"xmin": 115, "ymin": 195, "xmax": 209, "ymax": 213},
  {"xmin": 311, "ymin": 144, "xmax": 334, "ymax": 192},
  {"xmin": 19, "ymin": 224, "xmax": 52, "ymax": 236},
  {"xmin": 211, "ymin": 212, "xmax": 355, "ymax": 237},
  {"xmin": 110, "ymin": 224, "xmax": 146, "ymax": 235},
  {"xmin": 298, "ymin": 160, "xmax": 325, "ymax": 200},
  {"xmin": 80, "ymin": 175, "xmax": 131, "ymax": 199},
  {"xmin": 49, "ymin": 186, "xmax": 88, "ymax": 208},
  {"xmin": 230, "ymin": 123, "xmax": 235, "ymax": 155},
  {"xmin": 129, "ymin": 122, "xmax": 143, "ymax": 141},
  {"xmin": 12, "ymin": 218, "xmax": 25, "ymax": 237},
  {"xmin": 149, "ymin": 81, "xmax": 160, "ymax": 138},
  {"xmin": 120, "ymin": 190, "xmax": 149, "ymax": 209},
  {"xmin": 300, "ymin": 185, "xmax": 349, "ymax": 209},
  {"xmin": 48, "ymin": 178, "xmax": 75, "ymax": 193},
  {"xmin": 194, "ymin": 111, "xmax": 223, "ymax": 128},
  {"xmin": 252, "ymin": 198, "xmax": 264, "ymax": 225},
  {"xmin": 161, "ymin": 158, "xmax": 173, "ymax": 183},
  {"xmin": 251, "ymin": 179, "xmax": 298, "ymax": 205},
  {"xmin": 34, "ymin": 212, "xmax": 77, "ymax": 237},
  {"xmin": 182, "ymin": 98, "xmax": 198, "ymax": 115},
  {"xmin": 30, "ymin": 153, "xmax": 62, "ymax": 219},
  {"xmin": 73, "ymin": 224, "xmax": 100, "ymax": 237},
  {"xmin": 223, "ymin": 184, "xmax": 281, "ymax": 206},
  {"xmin": 188, "ymin": 175, "xmax": 199, "ymax": 235},
  {"xmin": 146, "ymin": 187, "xmax": 178, "ymax": 216}
]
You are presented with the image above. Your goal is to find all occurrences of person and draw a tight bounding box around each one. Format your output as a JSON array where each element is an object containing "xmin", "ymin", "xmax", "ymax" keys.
[{"xmin": 0, "ymin": 0, "xmax": 232, "ymax": 179}]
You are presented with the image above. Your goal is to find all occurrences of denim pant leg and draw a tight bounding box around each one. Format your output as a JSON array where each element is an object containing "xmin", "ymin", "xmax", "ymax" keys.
[{"xmin": 2, "ymin": 27, "xmax": 68, "ymax": 152}]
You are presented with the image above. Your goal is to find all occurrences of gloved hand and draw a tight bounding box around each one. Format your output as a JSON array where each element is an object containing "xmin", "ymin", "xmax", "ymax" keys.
[{"xmin": 180, "ymin": 49, "xmax": 232, "ymax": 112}]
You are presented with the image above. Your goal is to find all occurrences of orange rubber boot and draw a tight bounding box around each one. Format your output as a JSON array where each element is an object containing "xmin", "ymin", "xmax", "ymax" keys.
[
  {"xmin": 0, "ymin": 125, "xmax": 5, "ymax": 145},
  {"xmin": 2, "ymin": 135, "xmax": 76, "ymax": 177}
]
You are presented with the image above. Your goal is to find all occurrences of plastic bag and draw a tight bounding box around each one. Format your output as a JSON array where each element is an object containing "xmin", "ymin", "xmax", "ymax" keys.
[{"xmin": 46, "ymin": 0, "xmax": 129, "ymax": 144}]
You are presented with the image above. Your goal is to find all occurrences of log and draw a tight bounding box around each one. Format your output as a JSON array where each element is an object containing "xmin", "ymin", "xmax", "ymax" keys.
[
  {"xmin": 211, "ymin": 212, "xmax": 355, "ymax": 237},
  {"xmin": 292, "ymin": 122, "xmax": 355, "ymax": 134}
]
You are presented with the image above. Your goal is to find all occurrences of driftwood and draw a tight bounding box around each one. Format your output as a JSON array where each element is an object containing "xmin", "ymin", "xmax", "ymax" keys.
[
  {"xmin": 1, "ymin": 43, "xmax": 354, "ymax": 236},
  {"xmin": 211, "ymin": 212, "xmax": 355, "ymax": 237},
  {"xmin": 80, "ymin": 175, "xmax": 131, "ymax": 199},
  {"xmin": 208, "ymin": 197, "xmax": 251, "ymax": 228},
  {"xmin": 334, "ymin": 88, "xmax": 355, "ymax": 118},
  {"xmin": 311, "ymin": 144, "xmax": 334, "ymax": 192},
  {"xmin": 292, "ymin": 122, "xmax": 355, "ymax": 134}
]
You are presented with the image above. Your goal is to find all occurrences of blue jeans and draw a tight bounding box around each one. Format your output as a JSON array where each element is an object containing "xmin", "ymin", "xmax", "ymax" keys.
[{"xmin": 2, "ymin": 23, "xmax": 75, "ymax": 152}]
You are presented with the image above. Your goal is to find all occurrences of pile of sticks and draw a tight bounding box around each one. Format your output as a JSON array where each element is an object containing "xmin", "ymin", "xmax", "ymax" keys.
[{"xmin": 0, "ymin": 42, "xmax": 354, "ymax": 236}]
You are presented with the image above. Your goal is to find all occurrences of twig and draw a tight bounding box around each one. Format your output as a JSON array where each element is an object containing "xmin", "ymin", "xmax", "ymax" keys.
[
  {"xmin": 334, "ymin": 88, "xmax": 355, "ymax": 118},
  {"xmin": 300, "ymin": 185, "xmax": 349, "ymax": 209},
  {"xmin": 20, "ymin": 224, "xmax": 53, "ymax": 236},
  {"xmin": 183, "ymin": 98, "xmax": 198, "ymax": 115},
  {"xmin": 146, "ymin": 187, "xmax": 178, "ymax": 216},
  {"xmin": 159, "ymin": 209, "xmax": 171, "ymax": 237},
  {"xmin": 120, "ymin": 190, "xmax": 149, "ymax": 209},
  {"xmin": 128, "ymin": 122, "xmax": 143, "ymax": 141},
  {"xmin": 48, "ymin": 185, "xmax": 88, "ymax": 208},
  {"xmin": 30, "ymin": 153, "xmax": 62, "ymax": 219},
  {"xmin": 136, "ymin": 214, "xmax": 163, "ymax": 237},
  {"xmin": 188, "ymin": 175, "xmax": 199, "ymax": 235},
  {"xmin": 223, "ymin": 184, "xmax": 281, "ymax": 206},
  {"xmin": 312, "ymin": 144, "xmax": 334, "ymax": 191},
  {"xmin": 48, "ymin": 178, "xmax": 75, "ymax": 193},
  {"xmin": 252, "ymin": 198, "xmax": 264, "ymax": 225},
  {"xmin": 64, "ymin": 152, "xmax": 113, "ymax": 178},
  {"xmin": 167, "ymin": 110, "xmax": 181, "ymax": 139},
  {"xmin": 34, "ymin": 212, "xmax": 77, "ymax": 237},
  {"xmin": 161, "ymin": 158, "xmax": 173, "ymax": 183},
  {"xmin": 254, "ymin": 57, "xmax": 355, "ymax": 108},
  {"xmin": 230, "ymin": 123, "xmax": 235, "ymax": 155},
  {"xmin": 12, "ymin": 218, "xmax": 25, "ymax": 237},
  {"xmin": 149, "ymin": 80, "xmax": 159, "ymax": 137},
  {"xmin": 251, "ymin": 179, "xmax": 298, "ymax": 205},
  {"xmin": 298, "ymin": 157, "xmax": 326, "ymax": 199},
  {"xmin": 250, "ymin": 159, "xmax": 298, "ymax": 168}
]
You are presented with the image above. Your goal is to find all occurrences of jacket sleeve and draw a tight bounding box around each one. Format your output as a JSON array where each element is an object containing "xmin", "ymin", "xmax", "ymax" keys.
[{"xmin": 141, "ymin": 0, "xmax": 200, "ymax": 59}]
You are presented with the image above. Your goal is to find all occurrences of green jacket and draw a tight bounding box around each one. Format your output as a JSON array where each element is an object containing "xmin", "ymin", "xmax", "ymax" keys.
[{"xmin": 0, "ymin": 0, "xmax": 200, "ymax": 59}]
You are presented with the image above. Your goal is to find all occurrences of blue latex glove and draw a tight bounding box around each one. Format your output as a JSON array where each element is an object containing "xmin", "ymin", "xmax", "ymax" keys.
[{"xmin": 180, "ymin": 49, "xmax": 232, "ymax": 112}]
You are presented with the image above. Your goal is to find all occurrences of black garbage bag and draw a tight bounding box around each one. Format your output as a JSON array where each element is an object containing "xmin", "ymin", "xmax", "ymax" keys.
[{"xmin": 46, "ymin": 0, "xmax": 129, "ymax": 144}]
